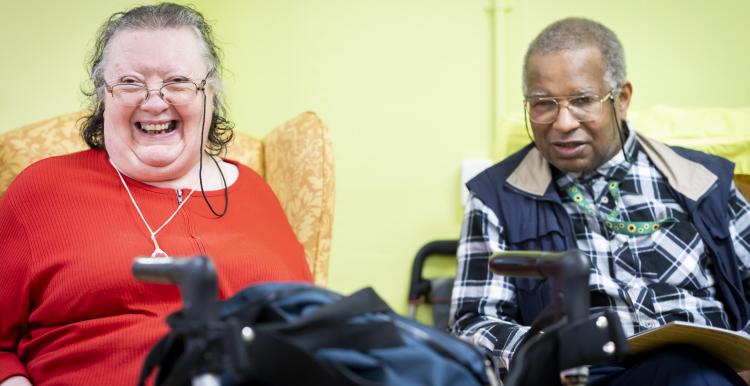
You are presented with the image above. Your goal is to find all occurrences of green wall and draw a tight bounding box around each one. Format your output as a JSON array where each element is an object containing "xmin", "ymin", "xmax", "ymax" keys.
[
  {"xmin": 1, "ymin": 1, "xmax": 143, "ymax": 130},
  {"xmin": 199, "ymin": 0, "xmax": 491, "ymax": 310},
  {"xmin": 2, "ymin": 0, "xmax": 749, "ymax": 313}
]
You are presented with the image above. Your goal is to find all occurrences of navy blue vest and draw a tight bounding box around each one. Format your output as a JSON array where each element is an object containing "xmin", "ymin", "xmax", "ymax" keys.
[{"xmin": 468, "ymin": 143, "xmax": 750, "ymax": 330}]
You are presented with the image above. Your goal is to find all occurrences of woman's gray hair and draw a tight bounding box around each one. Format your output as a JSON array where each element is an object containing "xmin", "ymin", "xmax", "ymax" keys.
[
  {"xmin": 523, "ymin": 17, "xmax": 626, "ymax": 95},
  {"xmin": 80, "ymin": 2, "xmax": 233, "ymax": 155}
]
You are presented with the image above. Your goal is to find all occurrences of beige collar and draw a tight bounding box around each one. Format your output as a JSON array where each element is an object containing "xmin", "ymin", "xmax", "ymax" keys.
[{"xmin": 506, "ymin": 134, "xmax": 716, "ymax": 202}]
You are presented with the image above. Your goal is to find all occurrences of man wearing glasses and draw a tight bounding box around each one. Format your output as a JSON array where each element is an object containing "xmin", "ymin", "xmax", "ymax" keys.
[{"xmin": 450, "ymin": 17, "xmax": 750, "ymax": 385}]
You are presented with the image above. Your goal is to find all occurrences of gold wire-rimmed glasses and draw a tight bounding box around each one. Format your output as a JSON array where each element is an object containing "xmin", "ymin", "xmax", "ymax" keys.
[
  {"xmin": 524, "ymin": 90, "xmax": 614, "ymax": 124},
  {"xmin": 104, "ymin": 74, "xmax": 210, "ymax": 107}
]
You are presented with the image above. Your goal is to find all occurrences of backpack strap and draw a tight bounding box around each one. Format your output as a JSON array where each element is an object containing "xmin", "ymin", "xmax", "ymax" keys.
[
  {"xmin": 137, "ymin": 330, "xmax": 176, "ymax": 386},
  {"xmin": 271, "ymin": 287, "xmax": 403, "ymax": 350},
  {"xmin": 138, "ymin": 315, "xmax": 226, "ymax": 386},
  {"xmin": 292, "ymin": 287, "xmax": 393, "ymax": 325}
]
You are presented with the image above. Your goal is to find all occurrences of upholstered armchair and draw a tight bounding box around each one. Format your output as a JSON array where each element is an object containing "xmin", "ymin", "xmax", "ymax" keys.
[{"xmin": 0, "ymin": 111, "xmax": 334, "ymax": 285}]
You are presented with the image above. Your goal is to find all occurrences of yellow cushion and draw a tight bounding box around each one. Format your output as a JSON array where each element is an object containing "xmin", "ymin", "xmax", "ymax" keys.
[{"xmin": 629, "ymin": 106, "xmax": 750, "ymax": 174}]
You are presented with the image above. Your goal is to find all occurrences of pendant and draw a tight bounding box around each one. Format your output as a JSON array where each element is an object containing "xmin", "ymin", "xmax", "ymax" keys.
[{"xmin": 151, "ymin": 248, "xmax": 169, "ymax": 258}]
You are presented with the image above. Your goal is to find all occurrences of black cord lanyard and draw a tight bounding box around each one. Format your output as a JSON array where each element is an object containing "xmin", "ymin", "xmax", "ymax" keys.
[{"xmin": 198, "ymin": 90, "xmax": 229, "ymax": 217}]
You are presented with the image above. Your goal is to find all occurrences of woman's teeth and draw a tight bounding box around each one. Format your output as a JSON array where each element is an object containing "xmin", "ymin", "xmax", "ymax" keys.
[{"xmin": 138, "ymin": 122, "xmax": 176, "ymax": 134}]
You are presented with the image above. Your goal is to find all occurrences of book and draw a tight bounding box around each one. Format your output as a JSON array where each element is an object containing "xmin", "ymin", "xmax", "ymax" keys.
[{"xmin": 628, "ymin": 321, "xmax": 750, "ymax": 371}]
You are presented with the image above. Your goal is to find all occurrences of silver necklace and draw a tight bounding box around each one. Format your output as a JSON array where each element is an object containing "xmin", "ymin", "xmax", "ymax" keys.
[{"xmin": 109, "ymin": 159, "xmax": 195, "ymax": 257}]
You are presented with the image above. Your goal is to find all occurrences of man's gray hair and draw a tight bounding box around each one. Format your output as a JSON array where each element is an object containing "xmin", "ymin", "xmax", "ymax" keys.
[
  {"xmin": 80, "ymin": 2, "xmax": 233, "ymax": 155},
  {"xmin": 523, "ymin": 17, "xmax": 626, "ymax": 95}
]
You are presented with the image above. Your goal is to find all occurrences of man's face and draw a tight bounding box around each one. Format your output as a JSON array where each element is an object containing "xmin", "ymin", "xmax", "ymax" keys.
[{"xmin": 525, "ymin": 46, "xmax": 631, "ymax": 174}]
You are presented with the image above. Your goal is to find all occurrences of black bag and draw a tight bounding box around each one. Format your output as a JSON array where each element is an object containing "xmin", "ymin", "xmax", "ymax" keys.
[{"xmin": 139, "ymin": 282, "xmax": 499, "ymax": 386}]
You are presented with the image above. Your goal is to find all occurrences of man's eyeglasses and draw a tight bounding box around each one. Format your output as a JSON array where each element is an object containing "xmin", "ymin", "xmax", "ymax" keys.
[
  {"xmin": 524, "ymin": 90, "xmax": 614, "ymax": 124},
  {"xmin": 104, "ymin": 74, "xmax": 209, "ymax": 107}
]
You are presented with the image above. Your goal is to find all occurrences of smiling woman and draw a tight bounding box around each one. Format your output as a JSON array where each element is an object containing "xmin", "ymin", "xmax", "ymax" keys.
[{"xmin": 0, "ymin": 3, "xmax": 312, "ymax": 386}]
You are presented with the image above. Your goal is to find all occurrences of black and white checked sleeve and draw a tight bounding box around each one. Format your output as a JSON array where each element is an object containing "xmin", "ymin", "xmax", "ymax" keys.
[{"xmin": 449, "ymin": 193, "xmax": 530, "ymax": 370}]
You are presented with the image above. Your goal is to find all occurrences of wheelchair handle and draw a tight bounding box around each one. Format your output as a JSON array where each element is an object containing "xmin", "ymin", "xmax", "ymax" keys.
[
  {"xmin": 489, "ymin": 249, "xmax": 590, "ymax": 323},
  {"xmin": 407, "ymin": 239, "xmax": 459, "ymax": 303},
  {"xmin": 132, "ymin": 256, "xmax": 219, "ymax": 322}
]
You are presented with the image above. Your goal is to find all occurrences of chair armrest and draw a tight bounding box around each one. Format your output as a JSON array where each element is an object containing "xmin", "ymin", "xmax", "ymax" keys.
[{"xmin": 262, "ymin": 112, "xmax": 334, "ymax": 285}]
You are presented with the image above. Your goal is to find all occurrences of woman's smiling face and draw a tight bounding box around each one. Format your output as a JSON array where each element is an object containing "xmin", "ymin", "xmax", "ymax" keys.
[{"xmin": 102, "ymin": 26, "xmax": 214, "ymax": 184}]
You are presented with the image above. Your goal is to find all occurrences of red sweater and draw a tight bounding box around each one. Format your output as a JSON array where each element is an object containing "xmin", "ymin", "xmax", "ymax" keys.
[{"xmin": 0, "ymin": 149, "xmax": 312, "ymax": 385}]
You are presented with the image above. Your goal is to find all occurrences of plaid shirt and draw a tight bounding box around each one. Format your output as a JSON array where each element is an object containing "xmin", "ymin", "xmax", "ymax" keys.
[{"xmin": 450, "ymin": 127, "xmax": 750, "ymax": 369}]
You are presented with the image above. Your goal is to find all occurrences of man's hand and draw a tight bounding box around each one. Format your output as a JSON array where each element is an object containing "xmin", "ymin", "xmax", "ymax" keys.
[
  {"xmin": 739, "ymin": 370, "xmax": 750, "ymax": 385},
  {"xmin": 0, "ymin": 376, "xmax": 31, "ymax": 386}
]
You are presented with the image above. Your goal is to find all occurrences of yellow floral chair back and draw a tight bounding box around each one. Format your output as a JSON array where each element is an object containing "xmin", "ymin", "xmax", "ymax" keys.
[{"xmin": 0, "ymin": 111, "xmax": 334, "ymax": 285}]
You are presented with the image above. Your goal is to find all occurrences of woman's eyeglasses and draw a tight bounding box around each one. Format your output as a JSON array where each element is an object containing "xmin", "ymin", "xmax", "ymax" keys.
[{"xmin": 104, "ymin": 74, "xmax": 209, "ymax": 107}]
